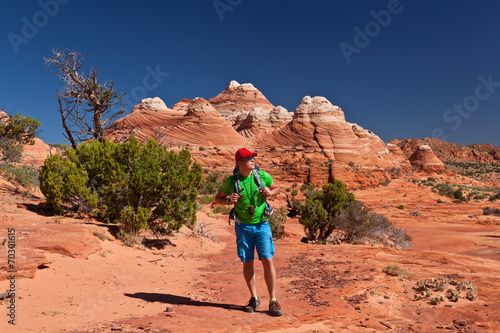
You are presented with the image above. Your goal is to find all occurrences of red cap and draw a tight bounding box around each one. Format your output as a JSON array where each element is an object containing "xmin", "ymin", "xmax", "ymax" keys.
[{"xmin": 235, "ymin": 148, "xmax": 257, "ymax": 162}]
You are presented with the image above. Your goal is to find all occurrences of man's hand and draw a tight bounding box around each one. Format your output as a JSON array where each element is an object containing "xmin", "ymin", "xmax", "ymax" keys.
[
  {"xmin": 261, "ymin": 187, "xmax": 272, "ymax": 197},
  {"xmin": 229, "ymin": 193, "xmax": 241, "ymax": 203}
]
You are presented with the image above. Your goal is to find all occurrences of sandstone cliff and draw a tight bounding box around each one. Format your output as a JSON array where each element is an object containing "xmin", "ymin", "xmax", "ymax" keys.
[
  {"xmin": 208, "ymin": 80, "xmax": 275, "ymax": 127},
  {"xmin": 391, "ymin": 137, "xmax": 500, "ymax": 164},
  {"xmin": 165, "ymin": 97, "xmax": 247, "ymax": 148},
  {"xmin": 252, "ymin": 96, "xmax": 404, "ymax": 167},
  {"xmin": 408, "ymin": 145, "xmax": 450, "ymax": 174},
  {"xmin": 107, "ymin": 97, "xmax": 184, "ymax": 143},
  {"xmin": 107, "ymin": 85, "xmax": 462, "ymax": 188},
  {"xmin": 236, "ymin": 106, "xmax": 292, "ymax": 138}
]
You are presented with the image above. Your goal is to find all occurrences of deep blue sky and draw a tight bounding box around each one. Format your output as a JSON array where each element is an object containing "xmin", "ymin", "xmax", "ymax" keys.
[{"xmin": 1, "ymin": 0, "xmax": 499, "ymax": 146}]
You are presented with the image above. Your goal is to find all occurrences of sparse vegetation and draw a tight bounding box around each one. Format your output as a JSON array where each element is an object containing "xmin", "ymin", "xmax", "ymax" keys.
[
  {"xmin": 397, "ymin": 205, "xmax": 404, "ymax": 210},
  {"xmin": 297, "ymin": 180, "xmax": 411, "ymax": 248},
  {"xmin": 414, "ymin": 278, "xmax": 477, "ymax": 303},
  {"xmin": 382, "ymin": 264, "xmax": 412, "ymax": 280},
  {"xmin": 483, "ymin": 207, "xmax": 500, "ymax": 216},
  {"xmin": 39, "ymin": 137, "xmax": 202, "ymax": 239},
  {"xmin": 445, "ymin": 161, "xmax": 500, "ymax": 181},
  {"xmin": 0, "ymin": 162, "xmax": 39, "ymax": 194},
  {"xmin": 413, "ymin": 177, "xmax": 498, "ymax": 202},
  {"xmin": 0, "ymin": 112, "xmax": 41, "ymax": 163},
  {"xmin": 93, "ymin": 231, "xmax": 109, "ymax": 241},
  {"xmin": 199, "ymin": 195, "xmax": 215, "ymax": 205},
  {"xmin": 268, "ymin": 206, "xmax": 287, "ymax": 239},
  {"xmin": 213, "ymin": 205, "xmax": 231, "ymax": 215},
  {"xmin": 190, "ymin": 221, "xmax": 220, "ymax": 243},
  {"xmin": 198, "ymin": 171, "xmax": 225, "ymax": 196}
]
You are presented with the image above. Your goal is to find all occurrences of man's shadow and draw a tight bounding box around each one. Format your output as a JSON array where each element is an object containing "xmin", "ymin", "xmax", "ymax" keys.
[{"xmin": 124, "ymin": 292, "xmax": 243, "ymax": 311}]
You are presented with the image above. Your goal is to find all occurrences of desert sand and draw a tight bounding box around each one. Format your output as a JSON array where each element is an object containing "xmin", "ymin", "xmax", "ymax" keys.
[{"xmin": 1, "ymin": 173, "xmax": 500, "ymax": 333}]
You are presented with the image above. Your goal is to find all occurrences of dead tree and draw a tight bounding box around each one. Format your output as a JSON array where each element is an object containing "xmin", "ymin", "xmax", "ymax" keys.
[{"xmin": 44, "ymin": 48, "xmax": 125, "ymax": 149}]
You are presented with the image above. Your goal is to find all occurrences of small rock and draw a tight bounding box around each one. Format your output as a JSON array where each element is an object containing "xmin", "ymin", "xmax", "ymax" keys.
[
  {"xmin": 453, "ymin": 320, "xmax": 466, "ymax": 326},
  {"xmin": 165, "ymin": 307, "xmax": 173, "ymax": 312}
]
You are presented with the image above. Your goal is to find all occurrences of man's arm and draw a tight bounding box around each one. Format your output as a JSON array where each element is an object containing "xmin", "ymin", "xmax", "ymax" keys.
[
  {"xmin": 215, "ymin": 189, "xmax": 241, "ymax": 206},
  {"xmin": 261, "ymin": 183, "xmax": 280, "ymax": 198}
]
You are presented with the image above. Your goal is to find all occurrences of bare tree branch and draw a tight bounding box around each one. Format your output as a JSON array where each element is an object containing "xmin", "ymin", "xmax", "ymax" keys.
[{"xmin": 44, "ymin": 48, "xmax": 125, "ymax": 146}]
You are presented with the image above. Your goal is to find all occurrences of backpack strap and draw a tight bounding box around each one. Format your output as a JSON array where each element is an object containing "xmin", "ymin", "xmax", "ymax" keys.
[
  {"xmin": 252, "ymin": 168, "xmax": 265, "ymax": 192},
  {"xmin": 234, "ymin": 166, "xmax": 264, "ymax": 193},
  {"xmin": 232, "ymin": 166, "xmax": 240, "ymax": 195}
]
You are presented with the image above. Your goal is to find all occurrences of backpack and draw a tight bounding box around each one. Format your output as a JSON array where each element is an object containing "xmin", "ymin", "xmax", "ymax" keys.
[{"xmin": 228, "ymin": 165, "xmax": 273, "ymax": 225}]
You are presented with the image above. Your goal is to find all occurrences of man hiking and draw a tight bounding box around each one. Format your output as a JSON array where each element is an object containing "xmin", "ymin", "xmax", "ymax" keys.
[{"xmin": 215, "ymin": 148, "xmax": 283, "ymax": 316}]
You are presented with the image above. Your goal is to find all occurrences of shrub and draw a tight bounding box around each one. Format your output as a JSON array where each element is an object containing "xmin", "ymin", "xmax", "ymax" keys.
[
  {"xmin": 489, "ymin": 195, "xmax": 497, "ymax": 202},
  {"xmin": 0, "ymin": 162, "xmax": 39, "ymax": 193},
  {"xmin": 335, "ymin": 201, "xmax": 411, "ymax": 249},
  {"xmin": 483, "ymin": 207, "xmax": 500, "ymax": 216},
  {"xmin": 291, "ymin": 189, "xmax": 298, "ymax": 197},
  {"xmin": 300, "ymin": 183, "xmax": 315, "ymax": 192},
  {"xmin": 39, "ymin": 137, "xmax": 202, "ymax": 236},
  {"xmin": 199, "ymin": 195, "xmax": 215, "ymax": 205},
  {"xmin": 198, "ymin": 171, "xmax": 224, "ymax": 195},
  {"xmin": 39, "ymin": 154, "xmax": 96, "ymax": 214},
  {"xmin": 433, "ymin": 183, "xmax": 454, "ymax": 198},
  {"xmin": 454, "ymin": 189, "xmax": 464, "ymax": 200},
  {"xmin": 298, "ymin": 180, "xmax": 354, "ymax": 243},
  {"xmin": 268, "ymin": 206, "xmax": 287, "ymax": 239},
  {"xmin": 382, "ymin": 264, "xmax": 412, "ymax": 279},
  {"xmin": 0, "ymin": 113, "xmax": 41, "ymax": 163},
  {"xmin": 398, "ymin": 205, "xmax": 404, "ymax": 210},
  {"xmin": 213, "ymin": 205, "xmax": 231, "ymax": 215},
  {"xmin": 380, "ymin": 182, "xmax": 388, "ymax": 186}
]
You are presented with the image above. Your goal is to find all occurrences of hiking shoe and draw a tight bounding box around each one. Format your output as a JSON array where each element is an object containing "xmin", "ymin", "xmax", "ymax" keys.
[
  {"xmin": 244, "ymin": 297, "xmax": 260, "ymax": 312},
  {"xmin": 268, "ymin": 300, "xmax": 283, "ymax": 316}
]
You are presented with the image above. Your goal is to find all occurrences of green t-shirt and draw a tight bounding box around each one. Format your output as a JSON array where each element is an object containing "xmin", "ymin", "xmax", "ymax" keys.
[{"xmin": 220, "ymin": 170, "xmax": 273, "ymax": 224}]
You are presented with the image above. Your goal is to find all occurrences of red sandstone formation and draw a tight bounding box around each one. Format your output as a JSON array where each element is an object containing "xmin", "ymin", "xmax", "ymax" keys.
[
  {"xmin": 170, "ymin": 98, "xmax": 193, "ymax": 112},
  {"xmin": 252, "ymin": 96, "xmax": 405, "ymax": 168},
  {"xmin": 165, "ymin": 97, "xmax": 248, "ymax": 149},
  {"xmin": 21, "ymin": 138, "xmax": 55, "ymax": 166},
  {"xmin": 208, "ymin": 80, "xmax": 275, "ymax": 127},
  {"xmin": 236, "ymin": 106, "xmax": 292, "ymax": 138},
  {"xmin": 391, "ymin": 137, "xmax": 500, "ymax": 164},
  {"xmin": 408, "ymin": 145, "xmax": 450, "ymax": 174},
  {"xmin": 107, "ymin": 97, "xmax": 184, "ymax": 143},
  {"xmin": 106, "ymin": 90, "xmax": 419, "ymax": 188},
  {"xmin": 0, "ymin": 109, "xmax": 8, "ymax": 122}
]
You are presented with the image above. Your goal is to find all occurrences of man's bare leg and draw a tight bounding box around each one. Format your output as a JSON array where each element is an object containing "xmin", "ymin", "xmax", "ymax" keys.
[
  {"xmin": 243, "ymin": 260, "xmax": 258, "ymax": 297},
  {"xmin": 261, "ymin": 258, "xmax": 276, "ymax": 300}
]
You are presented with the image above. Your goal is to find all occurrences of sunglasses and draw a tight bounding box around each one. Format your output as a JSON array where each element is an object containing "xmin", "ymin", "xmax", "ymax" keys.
[{"xmin": 246, "ymin": 156, "xmax": 255, "ymax": 162}]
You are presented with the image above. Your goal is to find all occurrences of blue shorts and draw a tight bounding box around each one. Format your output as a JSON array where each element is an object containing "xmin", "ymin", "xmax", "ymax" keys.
[{"xmin": 235, "ymin": 221, "xmax": 275, "ymax": 262}]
